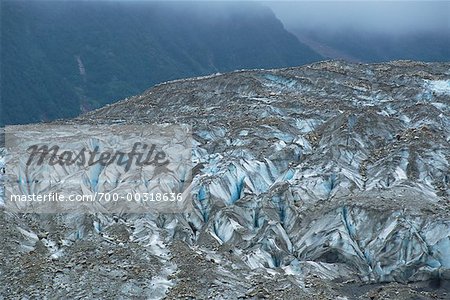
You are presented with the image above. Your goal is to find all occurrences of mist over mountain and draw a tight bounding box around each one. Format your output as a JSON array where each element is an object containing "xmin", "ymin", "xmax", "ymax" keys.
[
  {"xmin": 1, "ymin": 0, "xmax": 321, "ymax": 125},
  {"xmin": 290, "ymin": 29, "xmax": 449, "ymax": 64},
  {"xmin": 268, "ymin": 1, "xmax": 449, "ymax": 63}
]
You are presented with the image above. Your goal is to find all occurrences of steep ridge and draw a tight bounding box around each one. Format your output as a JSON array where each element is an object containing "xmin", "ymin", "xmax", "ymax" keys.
[{"xmin": 1, "ymin": 61, "xmax": 449, "ymax": 298}]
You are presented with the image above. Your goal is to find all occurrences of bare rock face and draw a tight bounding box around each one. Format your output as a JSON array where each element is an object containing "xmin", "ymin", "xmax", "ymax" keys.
[{"xmin": 1, "ymin": 60, "xmax": 449, "ymax": 299}]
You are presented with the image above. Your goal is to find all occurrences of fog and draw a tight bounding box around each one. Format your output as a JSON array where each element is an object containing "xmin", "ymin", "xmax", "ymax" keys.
[
  {"xmin": 264, "ymin": 1, "xmax": 449, "ymax": 34},
  {"xmin": 14, "ymin": 0, "xmax": 450, "ymax": 34},
  {"xmin": 91, "ymin": 1, "xmax": 449, "ymax": 34}
]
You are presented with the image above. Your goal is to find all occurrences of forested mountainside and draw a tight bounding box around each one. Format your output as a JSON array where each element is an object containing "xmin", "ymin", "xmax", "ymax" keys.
[{"xmin": 1, "ymin": 1, "xmax": 321, "ymax": 125}]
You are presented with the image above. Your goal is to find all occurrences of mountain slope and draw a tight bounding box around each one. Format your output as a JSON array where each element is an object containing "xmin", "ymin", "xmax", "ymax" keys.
[
  {"xmin": 1, "ymin": 1, "xmax": 321, "ymax": 125},
  {"xmin": 291, "ymin": 28, "xmax": 449, "ymax": 63}
]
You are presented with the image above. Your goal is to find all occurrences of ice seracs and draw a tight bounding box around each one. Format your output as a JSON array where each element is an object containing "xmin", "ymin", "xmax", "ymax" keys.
[{"xmin": 1, "ymin": 60, "xmax": 449, "ymax": 298}]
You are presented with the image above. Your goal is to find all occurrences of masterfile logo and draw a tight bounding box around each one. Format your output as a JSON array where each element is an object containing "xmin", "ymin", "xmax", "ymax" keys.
[
  {"xmin": 25, "ymin": 142, "xmax": 169, "ymax": 172},
  {"xmin": 3, "ymin": 124, "xmax": 193, "ymax": 213}
]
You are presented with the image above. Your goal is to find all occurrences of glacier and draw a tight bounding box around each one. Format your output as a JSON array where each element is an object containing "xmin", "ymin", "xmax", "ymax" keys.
[{"xmin": 1, "ymin": 60, "xmax": 449, "ymax": 299}]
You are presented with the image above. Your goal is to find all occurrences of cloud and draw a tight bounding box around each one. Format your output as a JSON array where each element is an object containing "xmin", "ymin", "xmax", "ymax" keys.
[{"xmin": 264, "ymin": 1, "xmax": 450, "ymax": 33}]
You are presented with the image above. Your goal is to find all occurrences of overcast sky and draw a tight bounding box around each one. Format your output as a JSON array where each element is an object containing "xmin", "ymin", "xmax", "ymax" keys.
[{"xmin": 264, "ymin": 1, "xmax": 449, "ymax": 33}]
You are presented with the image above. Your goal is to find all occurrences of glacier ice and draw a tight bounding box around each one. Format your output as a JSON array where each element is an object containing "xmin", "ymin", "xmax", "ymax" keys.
[{"xmin": 1, "ymin": 60, "xmax": 450, "ymax": 298}]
